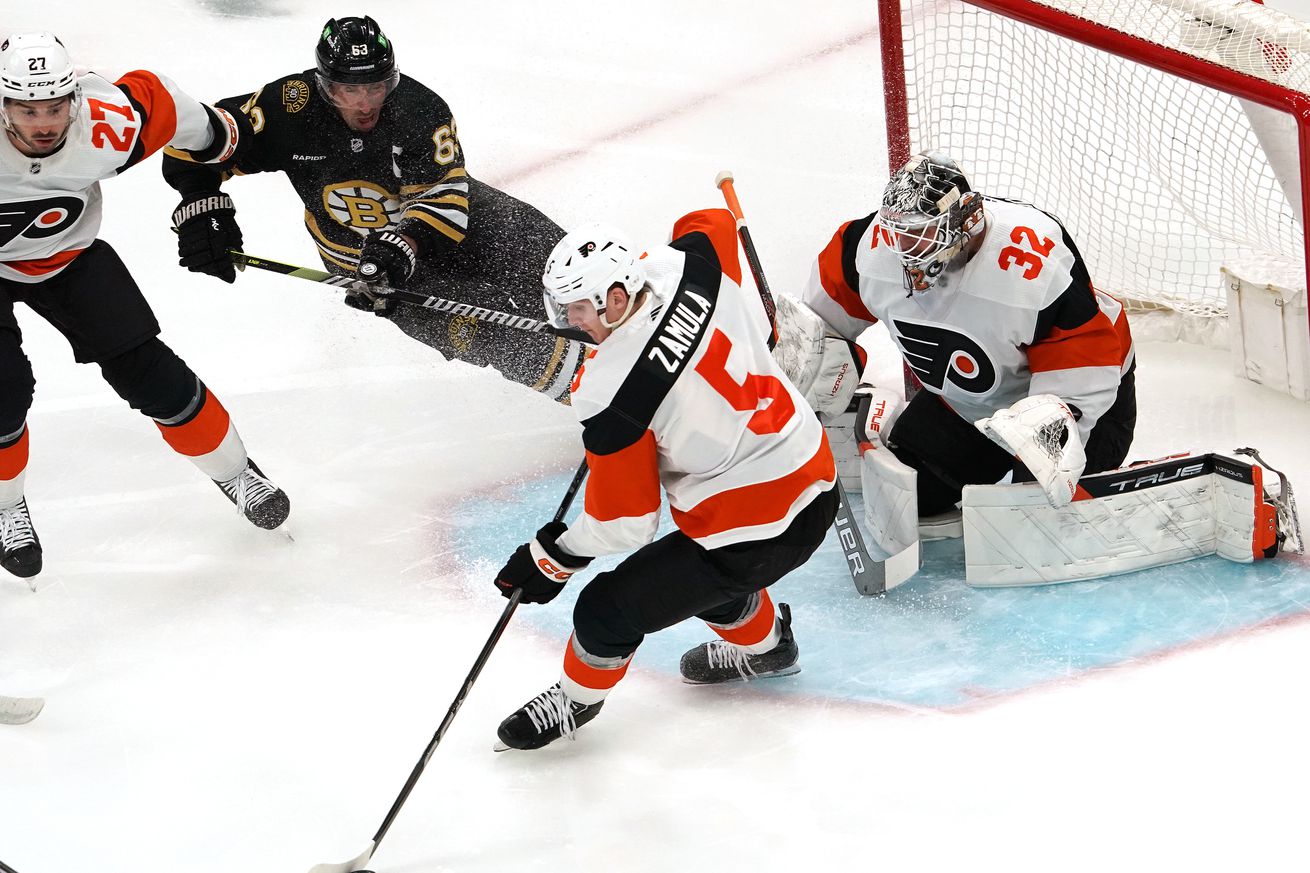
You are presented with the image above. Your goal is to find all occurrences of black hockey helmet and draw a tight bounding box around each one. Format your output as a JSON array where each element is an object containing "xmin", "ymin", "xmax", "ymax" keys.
[{"xmin": 315, "ymin": 16, "xmax": 397, "ymax": 85}]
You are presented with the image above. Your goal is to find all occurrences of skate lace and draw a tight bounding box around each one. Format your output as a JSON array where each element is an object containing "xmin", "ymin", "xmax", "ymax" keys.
[
  {"xmin": 220, "ymin": 466, "xmax": 278, "ymax": 515},
  {"xmin": 705, "ymin": 640, "xmax": 757, "ymax": 680},
  {"xmin": 524, "ymin": 685, "xmax": 579, "ymax": 740},
  {"xmin": 0, "ymin": 503, "xmax": 35, "ymax": 550}
]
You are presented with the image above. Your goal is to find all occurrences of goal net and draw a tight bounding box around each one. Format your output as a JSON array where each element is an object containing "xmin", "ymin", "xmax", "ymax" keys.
[{"xmin": 879, "ymin": 0, "xmax": 1310, "ymax": 341}]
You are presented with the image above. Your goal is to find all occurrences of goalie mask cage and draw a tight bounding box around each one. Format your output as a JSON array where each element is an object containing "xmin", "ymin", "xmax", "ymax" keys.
[{"xmin": 878, "ymin": 0, "xmax": 1310, "ymax": 338}]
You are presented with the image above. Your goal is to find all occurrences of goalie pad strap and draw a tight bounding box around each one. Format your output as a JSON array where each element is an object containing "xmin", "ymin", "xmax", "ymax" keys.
[{"xmin": 963, "ymin": 452, "xmax": 1280, "ymax": 587}]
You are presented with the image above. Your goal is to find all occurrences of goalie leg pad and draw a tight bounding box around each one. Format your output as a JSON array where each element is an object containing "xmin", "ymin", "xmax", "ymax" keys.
[
  {"xmin": 861, "ymin": 446, "xmax": 919, "ymax": 563},
  {"xmin": 963, "ymin": 452, "xmax": 1293, "ymax": 587}
]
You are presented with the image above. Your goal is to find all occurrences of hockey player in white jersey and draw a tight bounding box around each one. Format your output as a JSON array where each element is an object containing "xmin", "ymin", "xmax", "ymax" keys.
[
  {"xmin": 490, "ymin": 209, "xmax": 838, "ymax": 751},
  {"xmin": 798, "ymin": 151, "xmax": 1136, "ymax": 527},
  {"xmin": 0, "ymin": 32, "xmax": 290, "ymax": 580}
]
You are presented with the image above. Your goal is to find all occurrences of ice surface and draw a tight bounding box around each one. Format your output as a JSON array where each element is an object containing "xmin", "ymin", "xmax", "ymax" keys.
[{"xmin": 3, "ymin": 2, "xmax": 1310, "ymax": 872}]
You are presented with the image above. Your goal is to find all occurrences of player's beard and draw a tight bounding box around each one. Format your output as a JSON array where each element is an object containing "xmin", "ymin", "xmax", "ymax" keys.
[{"xmin": 6, "ymin": 121, "xmax": 71, "ymax": 156}]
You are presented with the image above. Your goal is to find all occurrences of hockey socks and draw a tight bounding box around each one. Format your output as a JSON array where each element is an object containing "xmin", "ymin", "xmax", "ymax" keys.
[{"xmin": 0, "ymin": 423, "xmax": 29, "ymax": 508}]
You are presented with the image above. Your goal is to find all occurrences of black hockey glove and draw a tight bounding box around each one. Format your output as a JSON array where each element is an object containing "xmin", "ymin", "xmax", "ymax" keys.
[
  {"xmin": 172, "ymin": 192, "xmax": 242, "ymax": 283},
  {"xmin": 357, "ymin": 230, "xmax": 417, "ymax": 288},
  {"xmin": 494, "ymin": 520, "xmax": 592, "ymax": 605}
]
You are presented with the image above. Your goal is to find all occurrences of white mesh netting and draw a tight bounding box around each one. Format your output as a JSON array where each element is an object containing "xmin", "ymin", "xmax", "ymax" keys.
[{"xmin": 894, "ymin": 0, "xmax": 1308, "ymax": 330}]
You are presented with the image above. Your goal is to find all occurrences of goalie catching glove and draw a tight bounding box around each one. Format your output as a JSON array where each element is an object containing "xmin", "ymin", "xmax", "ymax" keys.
[
  {"xmin": 494, "ymin": 521, "xmax": 593, "ymax": 604},
  {"xmin": 975, "ymin": 394, "xmax": 1086, "ymax": 508}
]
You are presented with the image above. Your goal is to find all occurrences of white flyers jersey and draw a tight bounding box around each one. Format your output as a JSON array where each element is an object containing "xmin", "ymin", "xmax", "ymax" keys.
[
  {"xmin": 0, "ymin": 71, "xmax": 239, "ymax": 283},
  {"xmin": 556, "ymin": 208, "xmax": 836, "ymax": 558},
  {"xmin": 802, "ymin": 197, "xmax": 1134, "ymax": 442}
]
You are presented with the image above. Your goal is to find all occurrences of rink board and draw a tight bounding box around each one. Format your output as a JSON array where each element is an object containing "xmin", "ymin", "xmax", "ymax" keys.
[{"xmin": 452, "ymin": 471, "xmax": 1310, "ymax": 710}]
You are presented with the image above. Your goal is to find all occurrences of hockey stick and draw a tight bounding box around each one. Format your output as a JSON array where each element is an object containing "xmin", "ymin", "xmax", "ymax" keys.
[
  {"xmin": 0, "ymin": 695, "xmax": 43, "ymax": 725},
  {"xmin": 715, "ymin": 171, "xmax": 891, "ymax": 595},
  {"xmin": 308, "ymin": 459, "xmax": 589, "ymax": 873},
  {"xmin": 217, "ymin": 248, "xmax": 593, "ymax": 346},
  {"xmin": 0, "ymin": 857, "xmax": 22, "ymax": 873}
]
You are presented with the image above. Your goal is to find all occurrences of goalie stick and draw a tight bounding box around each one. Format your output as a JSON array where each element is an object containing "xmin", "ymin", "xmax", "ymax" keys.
[
  {"xmin": 715, "ymin": 172, "xmax": 889, "ymax": 595},
  {"xmin": 216, "ymin": 249, "xmax": 593, "ymax": 346},
  {"xmin": 307, "ymin": 460, "xmax": 589, "ymax": 873},
  {"xmin": 0, "ymin": 695, "xmax": 43, "ymax": 725}
]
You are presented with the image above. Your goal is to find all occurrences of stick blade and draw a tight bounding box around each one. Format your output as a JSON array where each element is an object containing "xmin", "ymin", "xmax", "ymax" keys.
[
  {"xmin": 307, "ymin": 842, "xmax": 374, "ymax": 873},
  {"xmin": 0, "ymin": 696, "xmax": 44, "ymax": 725}
]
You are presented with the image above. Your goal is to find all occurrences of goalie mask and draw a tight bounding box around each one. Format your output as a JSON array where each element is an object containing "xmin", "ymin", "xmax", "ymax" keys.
[
  {"xmin": 0, "ymin": 32, "xmax": 81, "ymax": 151},
  {"xmin": 542, "ymin": 223, "xmax": 647, "ymax": 330},
  {"xmin": 879, "ymin": 151, "xmax": 984, "ymax": 284}
]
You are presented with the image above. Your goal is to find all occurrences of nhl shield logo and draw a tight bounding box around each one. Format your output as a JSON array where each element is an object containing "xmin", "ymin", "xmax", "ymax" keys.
[
  {"xmin": 282, "ymin": 80, "xmax": 309, "ymax": 113},
  {"xmin": 350, "ymin": 137, "xmax": 364, "ymax": 153}
]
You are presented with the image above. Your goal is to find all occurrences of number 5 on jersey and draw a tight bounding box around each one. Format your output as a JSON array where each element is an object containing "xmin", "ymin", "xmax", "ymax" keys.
[{"xmin": 695, "ymin": 328, "xmax": 795, "ymax": 435}]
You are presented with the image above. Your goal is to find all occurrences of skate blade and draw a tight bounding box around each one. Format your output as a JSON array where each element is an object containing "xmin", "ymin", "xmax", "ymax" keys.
[
  {"xmin": 681, "ymin": 664, "xmax": 801, "ymax": 685},
  {"xmin": 492, "ymin": 739, "xmax": 512, "ymax": 752}
]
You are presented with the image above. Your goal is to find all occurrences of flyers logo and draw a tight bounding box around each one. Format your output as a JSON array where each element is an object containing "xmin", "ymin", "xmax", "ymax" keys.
[
  {"xmin": 0, "ymin": 196, "xmax": 86, "ymax": 247},
  {"xmin": 892, "ymin": 320, "xmax": 997, "ymax": 395}
]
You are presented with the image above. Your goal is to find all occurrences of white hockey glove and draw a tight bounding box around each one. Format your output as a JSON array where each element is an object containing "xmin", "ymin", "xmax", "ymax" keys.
[
  {"xmin": 975, "ymin": 394, "xmax": 1087, "ymax": 508},
  {"xmin": 772, "ymin": 292, "xmax": 858, "ymax": 416}
]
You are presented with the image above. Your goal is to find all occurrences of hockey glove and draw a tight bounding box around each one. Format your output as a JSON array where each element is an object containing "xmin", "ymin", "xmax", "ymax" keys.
[
  {"xmin": 172, "ymin": 192, "xmax": 242, "ymax": 283},
  {"xmin": 357, "ymin": 230, "xmax": 417, "ymax": 288},
  {"xmin": 494, "ymin": 520, "xmax": 592, "ymax": 605},
  {"xmin": 975, "ymin": 394, "xmax": 1087, "ymax": 508}
]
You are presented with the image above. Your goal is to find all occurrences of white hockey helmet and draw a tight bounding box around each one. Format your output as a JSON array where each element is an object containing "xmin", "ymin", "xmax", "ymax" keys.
[
  {"xmin": 879, "ymin": 151, "xmax": 984, "ymax": 280},
  {"xmin": 542, "ymin": 222, "xmax": 647, "ymax": 329},
  {"xmin": 0, "ymin": 32, "xmax": 81, "ymax": 133}
]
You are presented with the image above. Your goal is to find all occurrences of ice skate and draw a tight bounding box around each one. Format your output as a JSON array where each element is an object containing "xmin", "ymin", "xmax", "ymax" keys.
[
  {"xmin": 494, "ymin": 683, "xmax": 604, "ymax": 751},
  {"xmin": 679, "ymin": 602, "xmax": 800, "ymax": 684},
  {"xmin": 215, "ymin": 459, "xmax": 290, "ymax": 530},
  {"xmin": 1, "ymin": 499, "xmax": 42, "ymax": 579}
]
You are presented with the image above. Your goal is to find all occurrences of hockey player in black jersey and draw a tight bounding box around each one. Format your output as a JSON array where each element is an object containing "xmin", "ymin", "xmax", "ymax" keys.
[{"xmin": 161, "ymin": 15, "xmax": 582, "ymax": 401}]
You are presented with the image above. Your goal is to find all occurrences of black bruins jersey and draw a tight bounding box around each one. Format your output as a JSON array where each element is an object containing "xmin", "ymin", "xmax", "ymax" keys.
[{"xmin": 162, "ymin": 70, "xmax": 469, "ymax": 270}]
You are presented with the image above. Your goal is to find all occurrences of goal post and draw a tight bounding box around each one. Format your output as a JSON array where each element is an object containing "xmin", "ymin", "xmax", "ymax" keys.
[{"xmin": 878, "ymin": 0, "xmax": 1310, "ymax": 349}]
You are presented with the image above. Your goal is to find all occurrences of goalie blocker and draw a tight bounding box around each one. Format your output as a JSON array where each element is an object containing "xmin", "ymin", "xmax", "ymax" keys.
[{"xmin": 963, "ymin": 449, "xmax": 1302, "ymax": 587}]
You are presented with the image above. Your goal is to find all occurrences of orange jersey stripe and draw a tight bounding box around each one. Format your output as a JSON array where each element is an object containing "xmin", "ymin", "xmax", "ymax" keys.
[
  {"xmin": 817, "ymin": 223, "xmax": 877, "ymax": 323},
  {"xmin": 115, "ymin": 70, "xmax": 179, "ymax": 161},
  {"xmin": 583, "ymin": 430, "xmax": 662, "ymax": 523},
  {"xmin": 672, "ymin": 208, "xmax": 742, "ymax": 286},
  {"xmin": 4, "ymin": 247, "xmax": 86, "ymax": 276},
  {"xmin": 671, "ymin": 433, "xmax": 835, "ymax": 540},
  {"xmin": 155, "ymin": 391, "xmax": 232, "ymax": 457},
  {"xmin": 0, "ymin": 427, "xmax": 29, "ymax": 481},
  {"xmin": 1027, "ymin": 309, "xmax": 1126, "ymax": 374},
  {"xmin": 562, "ymin": 634, "xmax": 630, "ymax": 691},
  {"xmin": 712, "ymin": 589, "xmax": 777, "ymax": 647}
]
